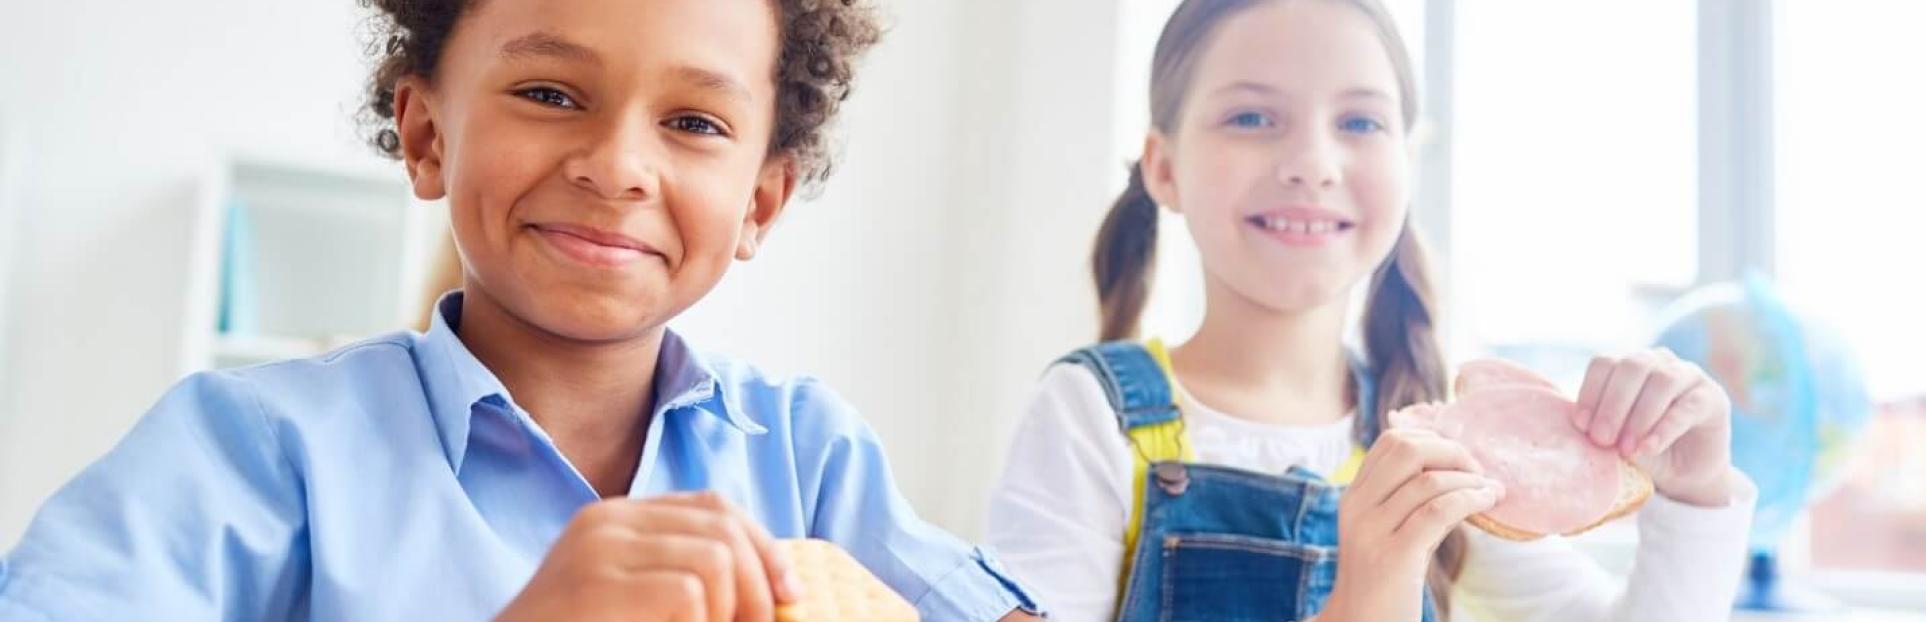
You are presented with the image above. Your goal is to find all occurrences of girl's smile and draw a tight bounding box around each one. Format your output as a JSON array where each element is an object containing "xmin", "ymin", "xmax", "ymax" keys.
[{"xmin": 1244, "ymin": 205, "xmax": 1359, "ymax": 247}]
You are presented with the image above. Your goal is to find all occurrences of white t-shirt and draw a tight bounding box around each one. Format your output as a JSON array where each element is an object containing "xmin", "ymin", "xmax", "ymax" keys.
[{"xmin": 986, "ymin": 363, "xmax": 1757, "ymax": 622}]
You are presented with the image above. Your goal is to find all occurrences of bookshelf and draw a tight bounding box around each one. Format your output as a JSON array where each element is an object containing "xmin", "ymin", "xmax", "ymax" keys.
[{"xmin": 179, "ymin": 156, "xmax": 442, "ymax": 373}]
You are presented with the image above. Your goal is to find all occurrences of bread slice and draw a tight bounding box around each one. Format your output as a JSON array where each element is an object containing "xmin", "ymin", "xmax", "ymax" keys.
[
  {"xmin": 1468, "ymin": 459, "xmax": 1654, "ymax": 541},
  {"xmin": 775, "ymin": 539, "xmax": 919, "ymax": 622}
]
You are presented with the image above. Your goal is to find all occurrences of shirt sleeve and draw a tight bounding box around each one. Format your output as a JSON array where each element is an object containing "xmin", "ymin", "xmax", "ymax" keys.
[
  {"xmin": 0, "ymin": 370, "xmax": 308, "ymax": 622},
  {"xmin": 985, "ymin": 364, "xmax": 1139, "ymax": 622},
  {"xmin": 1455, "ymin": 468, "xmax": 1757, "ymax": 622},
  {"xmin": 789, "ymin": 378, "xmax": 1043, "ymax": 621}
]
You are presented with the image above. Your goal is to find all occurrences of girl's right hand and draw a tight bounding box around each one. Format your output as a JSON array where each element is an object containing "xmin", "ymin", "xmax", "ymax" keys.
[
  {"xmin": 1316, "ymin": 428, "xmax": 1505, "ymax": 622},
  {"xmin": 493, "ymin": 492, "xmax": 803, "ymax": 622}
]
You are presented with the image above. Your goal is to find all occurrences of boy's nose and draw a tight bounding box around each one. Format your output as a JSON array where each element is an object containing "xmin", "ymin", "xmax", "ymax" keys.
[{"xmin": 566, "ymin": 115, "xmax": 663, "ymax": 202}]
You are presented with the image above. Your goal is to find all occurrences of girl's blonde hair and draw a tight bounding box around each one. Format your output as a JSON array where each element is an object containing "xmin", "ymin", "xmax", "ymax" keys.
[{"xmin": 1090, "ymin": 0, "xmax": 1462, "ymax": 613}]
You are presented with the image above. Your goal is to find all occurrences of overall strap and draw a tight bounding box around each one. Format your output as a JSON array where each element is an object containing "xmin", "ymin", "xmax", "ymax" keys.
[
  {"xmin": 1056, "ymin": 339, "xmax": 1184, "ymax": 432},
  {"xmin": 1053, "ymin": 339, "xmax": 1192, "ymax": 587}
]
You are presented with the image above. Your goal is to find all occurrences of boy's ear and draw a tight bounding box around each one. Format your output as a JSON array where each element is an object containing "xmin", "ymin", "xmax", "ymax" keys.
[
  {"xmin": 393, "ymin": 76, "xmax": 447, "ymax": 201},
  {"xmin": 1141, "ymin": 131, "xmax": 1180, "ymax": 213},
  {"xmin": 737, "ymin": 156, "xmax": 798, "ymax": 261}
]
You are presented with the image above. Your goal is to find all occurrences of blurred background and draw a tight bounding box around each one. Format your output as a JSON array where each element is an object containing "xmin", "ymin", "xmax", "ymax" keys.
[{"xmin": 0, "ymin": 0, "xmax": 1920, "ymax": 618}]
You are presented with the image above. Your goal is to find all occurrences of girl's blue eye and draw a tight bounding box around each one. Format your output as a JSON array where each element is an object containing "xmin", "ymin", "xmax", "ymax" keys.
[
  {"xmin": 667, "ymin": 116, "xmax": 725, "ymax": 136},
  {"xmin": 1227, "ymin": 111, "xmax": 1275, "ymax": 129},
  {"xmin": 517, "ymin": 87, "xmax": 578, "ymax": 110},
  {"xmin": 1340, "ymin": 116, "xmax": 1385, "ymax": 134}
]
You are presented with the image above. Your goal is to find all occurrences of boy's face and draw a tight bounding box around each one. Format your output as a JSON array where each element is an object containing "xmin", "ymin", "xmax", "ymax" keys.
[{"xmin": 394, "ymin": 0, "xmax": 792, "ymax": 342}]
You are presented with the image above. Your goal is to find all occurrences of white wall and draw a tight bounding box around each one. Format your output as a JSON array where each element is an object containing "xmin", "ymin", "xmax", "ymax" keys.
[
  {"xmin": 0, "ymin": 115, "xmax": 17, "ymax": 461},
  {"xmin": 0, "ymin": 0, "xmax": 1130, "ymax": 546},
  {"xmin": 0, "ymin": 0, "xmax": 376, "ymax": 546}
]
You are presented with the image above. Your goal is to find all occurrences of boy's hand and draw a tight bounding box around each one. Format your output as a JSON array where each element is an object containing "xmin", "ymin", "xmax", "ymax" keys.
[
  {"xmin": 494, "ymin": 492, "xmax": 803, "ymax": 622},
  {"xmin": 1573, "ymin": 349, "xmax": 1737, "ymax": 507}
]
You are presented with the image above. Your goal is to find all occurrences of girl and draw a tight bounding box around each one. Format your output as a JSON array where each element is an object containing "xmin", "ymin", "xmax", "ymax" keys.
[
  {"xmin": 0, "ymin": 0, "xmax": 1041, "ymax": 620},
  {"xmin": 986, "ymin": 1, "xmax": 1753, "ymax": 620}
]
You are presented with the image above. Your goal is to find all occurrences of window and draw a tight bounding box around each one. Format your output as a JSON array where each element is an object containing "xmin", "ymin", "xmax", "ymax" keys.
[
  {"xmin": 1772, "ymin": 0, "xmax": 1926, "ymax": 404},
  {"xmin": 1446, "ymin": 0, "xmax": 1698, "ymax": 374},
  {"xmin": 1775, "ymin": 0, "xmax": 1926, "ymax": 579}
]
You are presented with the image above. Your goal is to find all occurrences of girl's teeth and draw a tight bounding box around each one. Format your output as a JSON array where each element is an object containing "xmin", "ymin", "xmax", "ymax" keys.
[{"xmin": 1254, "ymin": 217, "xmax": 1347, "ymax": 234}]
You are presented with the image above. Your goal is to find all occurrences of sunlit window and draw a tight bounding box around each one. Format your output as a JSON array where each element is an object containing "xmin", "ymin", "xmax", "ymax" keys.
[
  {"xmin": 1776, "ymin": 0, "xmax": 1926, "ymax": 578},
  {"xmin": 1449, "ymin": 0, "xmax": 1697, "ymax": 369}
]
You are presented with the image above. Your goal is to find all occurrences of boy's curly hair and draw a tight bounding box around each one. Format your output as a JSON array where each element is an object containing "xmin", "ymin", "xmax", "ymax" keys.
[{"xmin": 356, "ymin": 0, "xmax": 883, "ymax": 191}]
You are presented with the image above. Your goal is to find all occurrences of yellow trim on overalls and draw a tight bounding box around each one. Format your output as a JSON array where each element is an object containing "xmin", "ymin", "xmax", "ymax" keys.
[
  {"xmin": 1118, "ymin": 340, "xmax": 1368, "ymax": 585},
  {"xmin": 1332, "ymin": 445, "xmax": 1366, "ymax": 485},
  {"xmin": 1119, "ymin": 338, "xmax": 1194, "ymax": 575}
]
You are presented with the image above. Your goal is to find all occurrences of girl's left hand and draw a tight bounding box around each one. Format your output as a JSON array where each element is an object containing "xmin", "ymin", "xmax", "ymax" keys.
[{"xmin": 1573, "ymin": 348, "xmax": 1738, "ymax": 507}]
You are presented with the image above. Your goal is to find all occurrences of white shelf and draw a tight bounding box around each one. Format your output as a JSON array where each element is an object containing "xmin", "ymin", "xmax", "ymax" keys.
[{"xmin": 181, "ymin": 155, "xmax": 442, "ymax": 373}]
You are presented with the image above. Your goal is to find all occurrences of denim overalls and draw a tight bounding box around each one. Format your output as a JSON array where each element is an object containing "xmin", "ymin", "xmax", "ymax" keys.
[{"xmin": 1057, "ymin": 340, "xmax": 1440, "ymax": 622}]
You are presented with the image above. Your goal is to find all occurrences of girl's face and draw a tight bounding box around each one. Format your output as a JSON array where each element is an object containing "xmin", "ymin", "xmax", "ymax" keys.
[
  {"xmin": 1144, "ymin": 0, "xmax": 1411, "ymax": 315},
  {"xmin": 395, "ymin": 0, "xmax": 792, "ymax": 342}
]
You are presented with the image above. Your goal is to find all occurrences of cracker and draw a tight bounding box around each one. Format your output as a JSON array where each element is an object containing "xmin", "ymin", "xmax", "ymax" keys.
[{"xmin": 774, "ymin": 539, "xmax": 918, "ymax": 622}]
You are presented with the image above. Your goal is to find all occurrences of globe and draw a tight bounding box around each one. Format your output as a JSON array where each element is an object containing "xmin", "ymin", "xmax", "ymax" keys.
[{"xmin": 1652, "ymin": 276, "xmax": 1875, "ymax": 611}]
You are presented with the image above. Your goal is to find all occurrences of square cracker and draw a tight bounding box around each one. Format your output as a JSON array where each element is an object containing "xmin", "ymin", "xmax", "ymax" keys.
[{"xmin": 775, "ymin": 539, "xmax": 918, "ymax": 622}]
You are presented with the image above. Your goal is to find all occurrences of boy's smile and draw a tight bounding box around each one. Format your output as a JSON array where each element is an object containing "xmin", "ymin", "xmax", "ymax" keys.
[{"xmin": 526, "ymin": 221, "xmax": 665, "ymax": 270}]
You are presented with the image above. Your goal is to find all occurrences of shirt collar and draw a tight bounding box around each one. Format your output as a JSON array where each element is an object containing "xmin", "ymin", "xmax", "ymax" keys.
[
  {"xmin": 651, "ymin": 325, "xmax": 762, "ymax": 435},
  {"xmin": 414, "ymin": 292, "xmax": 764, "ymax": 473}
]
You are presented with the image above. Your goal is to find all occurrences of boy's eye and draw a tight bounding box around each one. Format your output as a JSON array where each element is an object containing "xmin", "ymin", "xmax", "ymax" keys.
[
  {"xmin": 516, "ymin": 87, "xmax": 579, "ymax": 110},
  {"xmin": 666, "ymin": 115, "xmax": 727, "ymax": 137},
  {"xmin": 1226, "ymin": 111, "xmax": 1276, "ymax": 129},
  {"xmin": 1339, "ymin": 115, "xmax": 1386, "ymax": 134}
]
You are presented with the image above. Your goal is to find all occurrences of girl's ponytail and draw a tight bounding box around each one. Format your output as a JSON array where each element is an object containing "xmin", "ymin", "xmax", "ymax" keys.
[
  {"xmin": 1093, "ymin": 162, "xmax": 1162, "ymax": 341},
  {"xmin": 1361, "ymin": 223, "xmax": 1465, "ymax": 612},
  {"xmin": 1362, "ymin": 224, "xmax": 1447, "ymax": 426}
]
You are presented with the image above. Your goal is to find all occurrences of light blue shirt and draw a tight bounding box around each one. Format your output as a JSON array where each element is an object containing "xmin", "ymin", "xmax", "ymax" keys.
[{"xmin": 0, "ymin": 293, "xmax": 1037, "ymax": 621}]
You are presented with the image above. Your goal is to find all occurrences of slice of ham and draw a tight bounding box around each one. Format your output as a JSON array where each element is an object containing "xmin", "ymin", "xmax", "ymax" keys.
[{"xmin": 1391, "ymin": 360, "xmax": 1629, "ymax": 537}]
